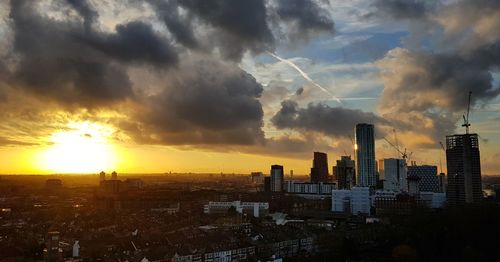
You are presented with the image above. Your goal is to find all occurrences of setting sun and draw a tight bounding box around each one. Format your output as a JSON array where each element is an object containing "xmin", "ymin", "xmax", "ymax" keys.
[{"xmin": 37, "ymin": 122, "xmax": 118, "ymax": 173}]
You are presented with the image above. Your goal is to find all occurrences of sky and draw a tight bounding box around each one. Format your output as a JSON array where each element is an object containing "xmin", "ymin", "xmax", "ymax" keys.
[{"xmin": 0, "ymin": 0, "xmax": 499, "ymax": 175}]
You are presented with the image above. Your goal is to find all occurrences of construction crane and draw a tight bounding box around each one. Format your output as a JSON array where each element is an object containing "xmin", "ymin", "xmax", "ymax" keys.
[
  {"xmin": 348, "ymin": 134, "xmax": 355, "ymax": 158},
  {"xmin": 393, "ymin": 129, "xmax": 400, "ymax": 157},
  {"xmin": 439, "ymin": 141, "xmax": 446, "ymax": 174},
  {"xmin": 462, "ymin": 91, "xmax": 472, "ymax": 134},
  {"xmin": 383, "ymin": 136, "xmax": 411, "ymax": 161}
]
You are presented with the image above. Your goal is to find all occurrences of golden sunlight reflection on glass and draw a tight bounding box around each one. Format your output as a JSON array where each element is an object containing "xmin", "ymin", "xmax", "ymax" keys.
[{"xmin": 38, "ymin": 122, "xmax": 118, "ymax": 173}]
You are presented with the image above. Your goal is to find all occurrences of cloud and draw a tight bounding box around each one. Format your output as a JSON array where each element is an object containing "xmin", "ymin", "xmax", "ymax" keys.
[
  {"xmin": 65, "ymin": 0, "xmax": 98, "ymax": 32},
  {"xmin": 434, "ymin": 0, "xmax": 500, "ymax": 51},
  {"xmin": 83, "ymin": 21, "xmax": 178, "ymax": 66},
  {"xmin": 369, "ymin": 0, "xmax": 500, "ymax": 147},
  {"xmin": 0, "ymin": 136, "xmax": 38, "ymax": 146},
  {"xmin": 274, "ymin": 0, "xmax": 335, "ymax": 41},
  {"xmin": 0, "ymin": 0, "xmax": 342, "ymax": 152},
  {"xmin": 146, "ymin": 0, "xmax": 199, "ymax": 49},
  {"xmin": 123, "ymin": 54, "xmax": 265, "ymax": 145},
  {"xmin": 376, "ymin": 47, "xmax": 500, "ymax": 145},
  {"xmin": 369, "ymin": 0, "xmax": 439, "ymax": 20},
  {"xmin": 7, "ymin": 0, "xmax": 177, "ymax": 106},
  {"xmin": 177, "ymin": 0, "xmax": 274, "ymax": 60},
  {"xmin": 271, "ymin": 100, "xmax": 386, "ymax": 138},
  {"xmin": 146, "ymin": 0, "xmax": 336, "ymax": 60}
]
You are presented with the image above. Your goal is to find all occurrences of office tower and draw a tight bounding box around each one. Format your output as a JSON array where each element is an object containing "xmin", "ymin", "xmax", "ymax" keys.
[
  {"xmin": 381, "ymin": 158, "xmax": 407, "ymax": 192},
  {"xmin": 446, "ymin": 134, "xmax": 482, "ymax": 205},
  {"xmin": 310, "ymin": 152, "xmax": 329, "ymax": 183},
  {"xmin": 407, "ymin": 165, "xmax": 441, "ymax": 193},
  {"xmin": 264, "ymin": 177, "xmax": 271, "ymax": 192},
  {"xmin": 270, "ymin": 165, "xmax": 284, "ymax": 192},
  {"xmin": 334, "ymin": 156, "xmax": 355, "ymax": 189},
  {"xmin": 355, "ymin": 123, "xmax": 376, "ymax": 187}
]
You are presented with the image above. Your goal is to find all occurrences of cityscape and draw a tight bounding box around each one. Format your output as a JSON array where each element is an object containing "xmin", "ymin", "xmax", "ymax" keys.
[{"xmin": 1, "ymin": 0, "xmax": 500, "ymax": 261}]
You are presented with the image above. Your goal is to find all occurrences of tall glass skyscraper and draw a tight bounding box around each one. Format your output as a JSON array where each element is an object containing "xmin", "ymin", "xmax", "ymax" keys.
[{"xmin": 355, "ymin": 123, "xmax": 376, "ymax": 187}]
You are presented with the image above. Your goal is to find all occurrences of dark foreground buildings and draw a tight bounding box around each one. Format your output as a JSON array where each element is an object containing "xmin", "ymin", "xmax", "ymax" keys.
[
  {"xmin": 270, "ymin": 165, "xmax": 284, "ymax": 192},
  {"xmin": 310, "ymin": 152, "xmax": 329, "ymax": 183},
  {"xmin": 334, "ymin": 156, "xmax": 355, "ymax": 189},
  {"xmin": 446, "ymin": 134, "xmax": 482, "ymax": 205}
]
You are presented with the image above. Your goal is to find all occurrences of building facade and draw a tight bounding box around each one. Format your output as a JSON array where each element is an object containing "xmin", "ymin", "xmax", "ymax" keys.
[
  {"xmin": 251, "ymin": 172, "xmax": 264, "ymax": 184},
  {"xmin": 310, "ymin": 152, "xmax": 329, "ymax": 183},
  {"xmin": 285, "ymin": 181, "xmax": 337, "ymax": 195},
  {"xmin": 203, "ymin": 201, "xmax": 269, "ymax": 217},
  {"xmin": 407, "ymin": 165, "xmax": 441, "ymax": 193},
  {"xmin": 334, "ymin": 156, "xmax": 355, "ymax": 189},
  {"xmin": 355, "ymin": 123, "xmax": 376, "ymax": 187},
  {"xmin": 381, "ymin": 158, "xmax": 407, "ymax": 192},
  {"xmin": 271, "ymin": 165, "xmax": 284, "ymax": 192},
  {"xmin": 331, "ymin": 187, "xmax": 371, "ymax": 215},
  {"xmin": 446, "ymin": 134, "xmax": 482, "ymax": 205}
]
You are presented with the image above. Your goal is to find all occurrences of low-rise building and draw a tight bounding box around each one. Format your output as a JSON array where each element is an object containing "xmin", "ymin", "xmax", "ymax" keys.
[
  {"xmin": 204, "ymin": 201, "xmax": 269, "ymax": 217},
  {"xmin": 285, "ymin": 181, "xmax": 336, "ymax": 195},
  {"xmin": 251, "ymin": 172, "xmax": 264, "ymax": 184},
  {"xmin": 331, "ymin": 187, "xmax": 371, "ymax": 215}
]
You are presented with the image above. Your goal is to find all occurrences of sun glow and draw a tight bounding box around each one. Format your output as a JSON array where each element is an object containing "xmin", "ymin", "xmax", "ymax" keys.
[{"xmin": 38, "ymin": 122, "xmax": 118, "ymax": 173}]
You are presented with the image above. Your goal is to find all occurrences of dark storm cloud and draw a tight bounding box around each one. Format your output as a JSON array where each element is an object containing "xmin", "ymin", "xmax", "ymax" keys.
[
  {"xmin": 147, "ymin": 0, "xmax": 199, "ymax": 49},
  {"xmin": 125, "ymin": 55, "xmax": 265, "ymax": 145},
  {"xmin": 8, "ymin": 0, "xmax": 177, "ymax": 105},
  {"xmin": 3, "ymin": 0, "xmax": 338, "ymax": 148},
  {"xmin": 271, "ymin": 100, "xmax": 385, "ymax": 138},
  {"xmin": 145, "ymin": 0, "xmax": 335, "ymax": 60},
  {"xmin": 65, "ymin": 0, "xmax": 98, "ymax": 31},
  {"xmin": 84, "ymin": 21, "xmax": 178, "ymax": 66},
  {"xmin": 377, "ymin": 47, "xmax": 500, "ymax": 143},
  {"xmin": 369, "ymin": 0, "xmax": 438, "ymax": 19},
  {"xmin": 275, "ymin": 0, "xmax": 335, "ymax": 38},
  {"xmin": 178, "ymin": 0, "xmax": 273, "ymax": 60},
  {"xmin": 371, "ymin": 0, "xmax": 500, "ymax": 147},
  {"xmin": 381, "ymin": 50, "xmax": 500, "ymax": 112}
]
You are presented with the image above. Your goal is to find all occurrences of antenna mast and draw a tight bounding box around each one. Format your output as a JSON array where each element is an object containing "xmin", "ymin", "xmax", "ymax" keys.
[{"xmin": 462, "ymin": 91, "xmax": 472, "ymax": 134}]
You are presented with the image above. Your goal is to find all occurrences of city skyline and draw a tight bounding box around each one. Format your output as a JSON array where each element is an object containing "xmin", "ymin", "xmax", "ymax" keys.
[
  {"xmin": 1, "ymin": 1, "xmax": 499, "ymax": 260},
  {"xmin": 0, "ymin": 0, "xmax": 500, "ymax": 175}
]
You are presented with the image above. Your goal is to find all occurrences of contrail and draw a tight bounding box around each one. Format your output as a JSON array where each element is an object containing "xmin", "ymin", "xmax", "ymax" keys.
[
  {"xmin": 337, "ymin": 97, "xmax": 377, "ymax": 101},
  {"xmin": 267, "ymin": 51, "xmax": 342, "ymax": 104}
]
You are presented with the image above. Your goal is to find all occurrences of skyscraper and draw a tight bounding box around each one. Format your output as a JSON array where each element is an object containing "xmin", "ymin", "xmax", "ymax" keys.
[
  {"xmin": 381, "ymin": 158, "xmax": 407, "ymax": 192},
  {"xmin": 355, "ymin": 123, "xmax": 376, "ymax": 187},
  {"xmin": 334, "ymin": 156, "xmax": 355, "ymax": 189},
  {"xmin": 446, "ymin": 134, "xmax": 482, "ymax": 205},
  {"xmin": 310, "ymin": 152, "xmax": 329, "ymax": 183},
  {"xmin": 270, "ymin": 165, "xmax": 284, "ymax": 192}
]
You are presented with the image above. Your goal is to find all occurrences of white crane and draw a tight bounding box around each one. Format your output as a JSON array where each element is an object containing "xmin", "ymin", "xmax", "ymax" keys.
[{"xmin": 462, "ymin": 91, "xmax": 472, "ymax": 134}]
